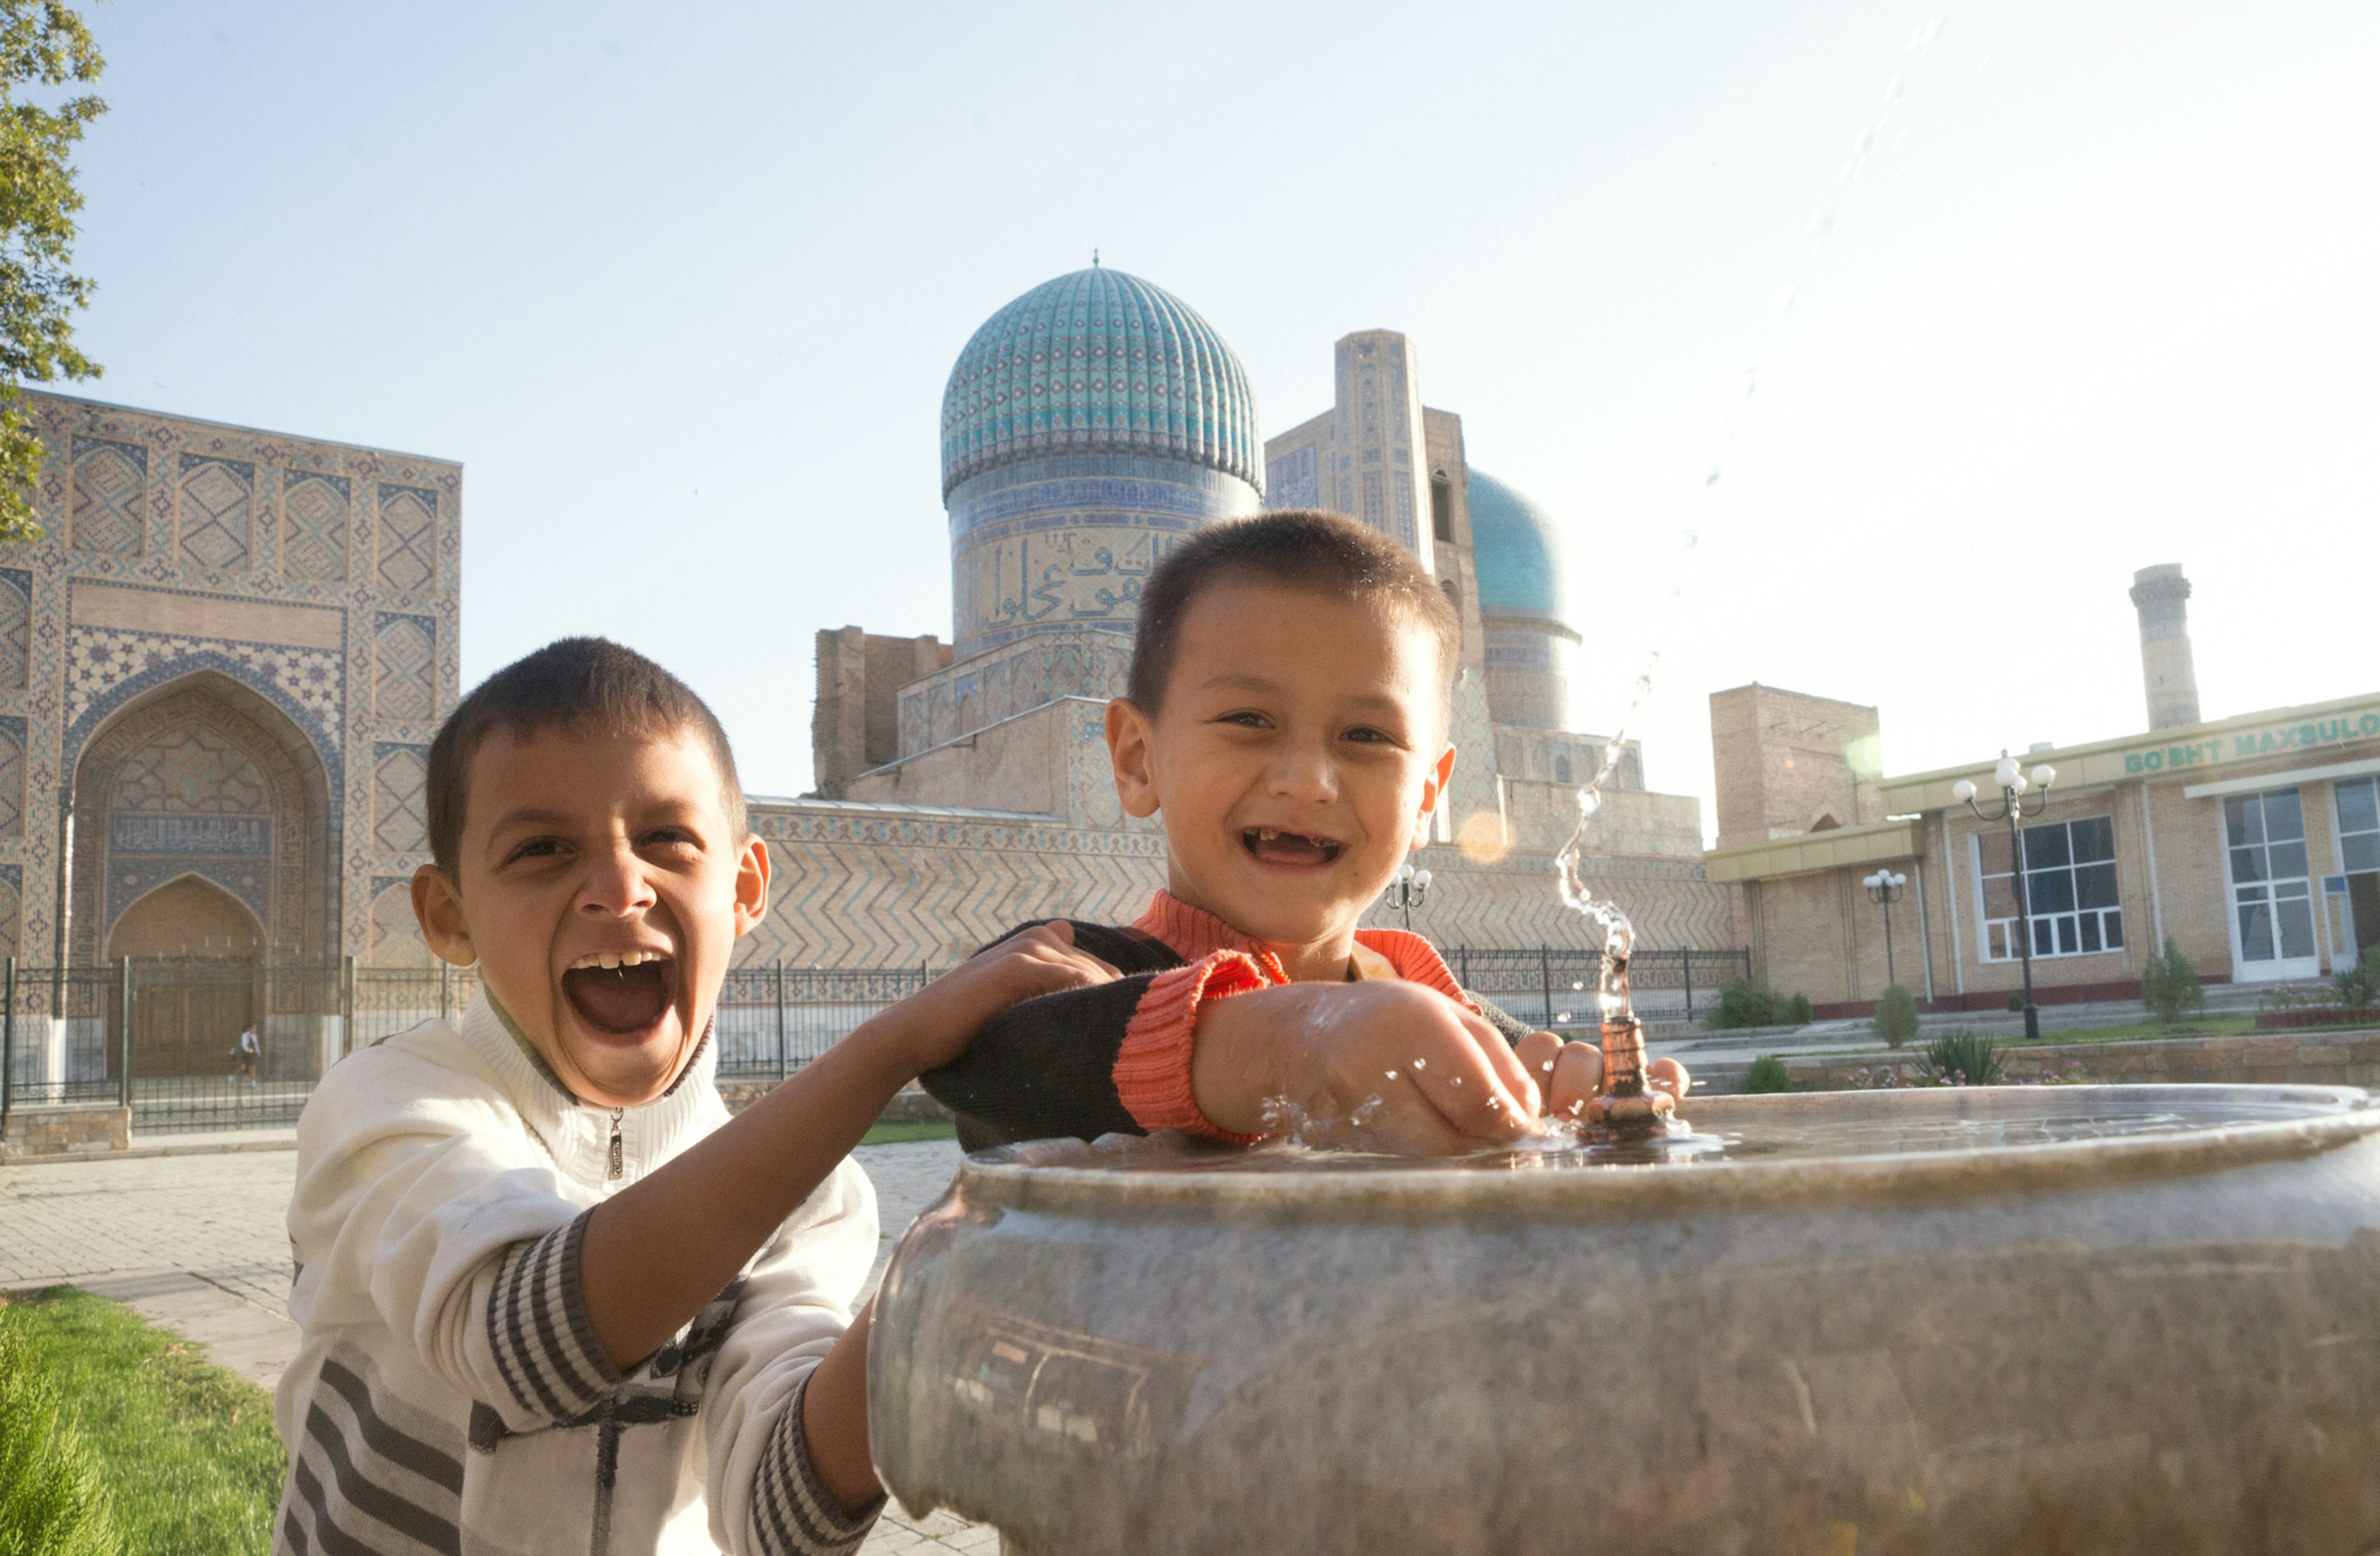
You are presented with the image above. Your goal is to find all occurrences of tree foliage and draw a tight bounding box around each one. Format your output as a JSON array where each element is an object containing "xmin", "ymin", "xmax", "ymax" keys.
[
  {"xmin": 2141, "ymin": 935, "xmax": 2206, "ymax": 1022},
  {"xmin": 1871, "ymin": 983, "xmax": 1919, "ymax": 1049},
  {"xmin": 0, "ymin": 0, "xmax": 103, "ymax": 546}
]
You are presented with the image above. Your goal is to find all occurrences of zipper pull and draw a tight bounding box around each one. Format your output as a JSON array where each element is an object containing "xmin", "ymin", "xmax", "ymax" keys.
[{"xmin": 607, "ymin": 1108, "xmax": 624, "ymax": 1181}]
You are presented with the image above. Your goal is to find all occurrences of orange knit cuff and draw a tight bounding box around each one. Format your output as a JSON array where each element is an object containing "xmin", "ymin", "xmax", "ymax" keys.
[{"xmin": 1113, "ymin": 950, "xmax": 1274, "ymax": 1143}]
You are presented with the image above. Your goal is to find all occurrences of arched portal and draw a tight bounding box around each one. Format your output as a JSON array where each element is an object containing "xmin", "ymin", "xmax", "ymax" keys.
[
  {"xmin": 108, "ymin": 873, "xmax": 266, "ymax": 960},
  {"xmin": 107, "ymin": 874, "xmax": 264, "ymax": 1078},
  {"xmin": 68, "ymin": 670, "xmax": 334, "ymax": 968}
]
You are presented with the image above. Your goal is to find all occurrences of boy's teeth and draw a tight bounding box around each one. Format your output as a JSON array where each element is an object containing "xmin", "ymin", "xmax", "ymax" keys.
[{"xmin": 575, "ymin": 950, "xmax": 664, "ymax": 971}]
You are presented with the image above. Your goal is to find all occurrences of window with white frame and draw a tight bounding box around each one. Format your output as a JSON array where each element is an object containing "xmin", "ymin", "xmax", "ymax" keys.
[
  {"xmin": 2226, "ymin": 787, "xmax": 2315, "ymax": 963},
  {"xmin": 1974, "ymin": 815, "xmax": 2123, "ymax": 961},
  {"xmin": 2337, "ymin": 777, "xmax": 2379, "ymax": 875}
]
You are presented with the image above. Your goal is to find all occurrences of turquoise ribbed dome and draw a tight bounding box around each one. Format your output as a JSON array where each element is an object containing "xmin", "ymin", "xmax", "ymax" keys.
[
  {"xmin": 1467, "ymin": 469, "xmax": 1569, "ymax": 618},
  {"xmin": 940, "ymin": 267, "xmax": 1262, "ymax": 499}
]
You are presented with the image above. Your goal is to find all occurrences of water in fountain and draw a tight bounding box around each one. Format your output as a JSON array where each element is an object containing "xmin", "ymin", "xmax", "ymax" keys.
[{"xmin": 1551, "ymin": 661, "xmax": 1677, "ymax": 1130}]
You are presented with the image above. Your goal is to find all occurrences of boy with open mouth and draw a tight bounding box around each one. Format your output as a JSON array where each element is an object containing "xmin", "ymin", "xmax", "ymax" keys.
[
  {"xmin": 272, "ymin": 639, "xmax": 1115, "ymax": 1555},
  {"xmin": 925, "ymin": 510, "xmax": 1689, "ymax": 1156}
]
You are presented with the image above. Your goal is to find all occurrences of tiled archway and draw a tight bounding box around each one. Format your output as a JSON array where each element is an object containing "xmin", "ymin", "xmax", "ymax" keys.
[{"xmin": 68, "ymin": 671, "xmax": 334, "ymax": 966}]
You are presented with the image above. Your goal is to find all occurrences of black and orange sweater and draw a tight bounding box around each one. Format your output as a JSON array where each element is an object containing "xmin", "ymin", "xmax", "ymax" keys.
[{"xmin": 923, "ymin": 890, "xmax": 1533, "ymax": 1152}]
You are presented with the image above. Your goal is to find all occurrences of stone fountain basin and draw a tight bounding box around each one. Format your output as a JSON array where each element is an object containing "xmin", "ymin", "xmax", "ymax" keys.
[{"xmin": 869, "ymin": 1085, "xmax": 2380, "ymax": 1555}]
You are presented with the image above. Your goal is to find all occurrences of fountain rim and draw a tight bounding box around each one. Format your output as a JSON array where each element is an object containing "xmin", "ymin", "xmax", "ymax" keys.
[{"xmin": 956, "ymin": 1084, "xmax": 2380, "ymax": 1220}]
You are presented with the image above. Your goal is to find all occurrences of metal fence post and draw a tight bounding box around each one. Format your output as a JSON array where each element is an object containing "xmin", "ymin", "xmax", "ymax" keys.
[
  {"xmin": 1539, "ymin": 948, "xmax": 1554, "ymax": 1029},
  {"xmin": 1458, "ymin": 947, "xmax": 1471, "ymax": 991},
  {"xmin": 1, "ymin": 956, "xmax": 13, "ymax": 1130},
  {"xmin": 118, "ymin": 957, "xmax": 134, "ymax": 1112},
  {"xmin": 1682, "ymin": 947, "xmax": 1694, "ymax": 1019},
  {"xmin": 774, "ymin": 961, "xmax": 787, "ymax": 1082},
  {"xmin": 342, "ymin": 955, "xmax": 356, "ymax": 1056},
  {"xmin": 440, "ymin": 960, "xmax": 452, "ymax": 1025}
]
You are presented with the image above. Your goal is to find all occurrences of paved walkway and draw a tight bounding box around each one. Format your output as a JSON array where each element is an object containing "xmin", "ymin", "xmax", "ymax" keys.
[{"xmin": 0, "ymin": 1135, "xmax": 984, "ymax": 1554}]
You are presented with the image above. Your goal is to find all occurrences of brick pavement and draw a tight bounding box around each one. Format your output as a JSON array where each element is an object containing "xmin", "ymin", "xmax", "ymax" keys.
[{"xmin": 0, "ymin": 1136, "xmax": 985, "ymax": 1554}]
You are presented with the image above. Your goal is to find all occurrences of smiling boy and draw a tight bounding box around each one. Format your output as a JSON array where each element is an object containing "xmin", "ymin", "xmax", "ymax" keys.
[
  {"xmin": 273, "ymin": 639, "xmax": 1113, "ymax": 1556},
  {"xmin": 925, "ymin": 511, "xmax": 1686, "ymax": 1154}
]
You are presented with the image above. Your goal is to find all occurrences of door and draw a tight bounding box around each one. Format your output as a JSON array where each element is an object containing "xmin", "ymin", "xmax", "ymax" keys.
[
  {"xmin": 2224, "ymin": 788, "xmax": 2322, "ymax": 981},
  {"xmin": 2337, "ymin": 777, "xmax": 2380, "ymax": 961}
]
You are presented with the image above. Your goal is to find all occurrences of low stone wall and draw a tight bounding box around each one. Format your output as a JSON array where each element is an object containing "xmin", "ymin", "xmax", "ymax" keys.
[
  {"xmin": 1698, "ymin": 1027, "xmax": 2380, "ymax": 1095},
  {"xmin": 1, "ymin": 1103, "xmax": 131, "ymax": 1160}
]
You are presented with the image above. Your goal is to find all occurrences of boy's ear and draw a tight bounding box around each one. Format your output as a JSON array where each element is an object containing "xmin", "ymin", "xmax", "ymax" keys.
[
  {"xmin": 1106, "ymin": 698, "xmax": 1160, "ymax": 819},
  {"xmin": 1414, "ymin": 743, "xmax": 1458, "ymax": 848},
  {"xmin": 412, "ymin": 865, "xmax": 477, "ymax": 968},
  {"xmin": 731, "ymin": 832, "xmax": 771, "ymax": 937}
]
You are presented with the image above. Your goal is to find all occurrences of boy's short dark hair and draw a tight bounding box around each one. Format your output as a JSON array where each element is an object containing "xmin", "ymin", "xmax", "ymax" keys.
[
  {"xmin": 1125, "ymin": 510, "xmax": 1461, "ymax": 713},
  {"xmin": 426, "ymin": 637, "xmax": 746, "ymax": 876}
]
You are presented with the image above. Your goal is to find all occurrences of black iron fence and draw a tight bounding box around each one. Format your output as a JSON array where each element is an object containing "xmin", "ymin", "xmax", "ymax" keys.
[
  {"xmin": 0, "ymin": 947, "xmax": 1746, "ymax": 1137},
  {"xmin": 1444, "ymin": 947, "xmax": 1752, "ymax": 1030}
]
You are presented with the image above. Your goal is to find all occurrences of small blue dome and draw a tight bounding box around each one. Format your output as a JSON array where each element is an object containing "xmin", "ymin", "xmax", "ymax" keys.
[
  {"xmin": 940, "ymin": 267, "xmax": 1262, "ymax": 499},
  {"xmin": 1466, "ymin": 469, "xmax": 1569, "ymax": 618}
]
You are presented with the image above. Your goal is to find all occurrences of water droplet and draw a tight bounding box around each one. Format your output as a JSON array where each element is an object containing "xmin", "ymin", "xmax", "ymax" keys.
[
  {"xmin": 1705, "ymin": 466, "xmax": 1722, "ymax": 487},
  {"xmin": 1557, "ymin": 1012, "xmax": 1572, "ymax": 1023},
  {"xmin": 1571, "ymin": 981, "xmax": 1585, "ymax": 991},
  {"xmin": 1541, "ymin": 1060, "xmax": 1556, "ymax": 1072},
  {"xmin": 1385, "ymin": 1069, "xmax": 1398, "ymax": 1081},
  {"xmin": 1851, "ymin": 128, "xmax": 1873, "ymax": 157},
  {"xmin": 1883, "ymin": 75, "xmax": 1903, "ymax": 104},
  {"xmin": 1450, "ymin": 1076, "xmax": 1462, "ymax": 1086},
  {"xmin": 1806, "ymin": 209, "xmax": 1835, "ymax": 238},
  {"xmin": 1776, "ymin": 283, "xmax": 1798, "ymax": 313},
  {"xmin": 1412, "ymin": 1058, "xmax": 1426, "ymax": 1071}
]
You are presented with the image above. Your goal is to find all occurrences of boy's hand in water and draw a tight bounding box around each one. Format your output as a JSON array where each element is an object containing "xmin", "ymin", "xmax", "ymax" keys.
[
  {"xmin": 878, "ymin": 922, "xmax": 1120, "ymax": 1076},
  {"xmin": 1510, "ymin": 1030, "xmax": 1693, "ymax": 1123},
  {"xmin": 1189, "ymin": 980, "xmax": 1543, "ymax": 1154}
]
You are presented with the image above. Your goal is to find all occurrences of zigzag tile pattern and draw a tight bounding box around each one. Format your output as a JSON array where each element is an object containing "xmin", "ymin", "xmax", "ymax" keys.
[{"xmin": 744, "ymin": 798, "xmax": 1742, "ymax": 968}]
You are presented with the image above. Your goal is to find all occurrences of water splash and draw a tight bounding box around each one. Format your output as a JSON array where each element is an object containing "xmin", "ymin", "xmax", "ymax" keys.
[{"xmin": 1257, "ymin": 1092, "xmax": 1387, "ymax": 1151}]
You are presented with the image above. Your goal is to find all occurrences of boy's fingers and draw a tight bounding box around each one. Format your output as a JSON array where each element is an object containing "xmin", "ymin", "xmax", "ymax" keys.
[
  {"xmin": 1409, "ymin": 1035, "xmax": 1536, "ymax": 1144},
  {"xmin": 1454, "ymin": 1006, "xmax": 1540, "ymax": 1117},
  {"xmin": 1513, "ymin": 1030, "xmax": 1562, "ymax": 1113},
  {"xmin": 1546, "ymin": 1040, "xmax": 1604, "ymax": 1121},
  {"xmin": 1363, "ymin": 1090, "xmax": 1484, "ymax": 1156}
]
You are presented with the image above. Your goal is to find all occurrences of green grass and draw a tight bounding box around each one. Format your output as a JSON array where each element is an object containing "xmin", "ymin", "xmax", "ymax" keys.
[
  {"xmin": 0, "ymin": 1289, "xmax": 284, "ymax": 1556},
  {"xmin": 0, "ymin": 1316, "xmax": 117, "ymax": 1556},
  {"xmin": 860, "ymin": 1118, "xmax": 956, "ymax": 1146}
]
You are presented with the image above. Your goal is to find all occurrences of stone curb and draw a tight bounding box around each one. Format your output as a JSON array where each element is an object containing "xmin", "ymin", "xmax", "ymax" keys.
[{"xmin": 0, "ymin": 1132, "xmax": 298, "ymax": 1167}]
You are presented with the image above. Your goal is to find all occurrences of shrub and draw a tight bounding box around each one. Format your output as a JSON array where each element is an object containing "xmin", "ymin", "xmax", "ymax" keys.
[
  {"xmin": 1743, "ymin": 1055, "xmax": 1793, "ymax": 1094},
  {"xmin": 2337, "ymin": 945, "xmax": 2380, "ymax": 1011},
  {"xmin": 0, "ymin": 1320, "xmax": 117, "ymax": 1556},
  {"xmin": 1705, "ymin": 978, "xmax": 1775, "ymax": 1030},
  {"xmin": 1923, "ymin": 1030, "xmax": 2002, "ymax": 1086},
  {"xmin": 1781, "ymin": 993, "xmax": 1814, "ymax": 1026},
  {"xmin": 1871, "ymin": 984, "xmax": 1919, "ymax": 1049},
  {"xmin": 2141, "ymin": 935, "xmax": 2207, "ymax": 1022},
  {"xmin": 2006, "ymin": 992, "xmax": 2024, "ymax": 1013}
]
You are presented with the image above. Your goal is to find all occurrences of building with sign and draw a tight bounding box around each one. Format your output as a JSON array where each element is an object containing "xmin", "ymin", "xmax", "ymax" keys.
[{"xmin": 1706, "ymin": 565, "xmax": 2380, "ymax": 1010}]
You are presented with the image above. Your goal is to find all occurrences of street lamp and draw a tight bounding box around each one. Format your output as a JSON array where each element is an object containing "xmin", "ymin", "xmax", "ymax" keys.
[
  {"xmin": 1862, "ymin": 868, "xmax": 1908, "ymax": 991},
  {"xmin": 1952, "ymin": 753, "xmax": 2057, "ymax": 1043},
  {"xmin": 1386, "ymin": 860, "xmax": 1433, "ymax": 932}
]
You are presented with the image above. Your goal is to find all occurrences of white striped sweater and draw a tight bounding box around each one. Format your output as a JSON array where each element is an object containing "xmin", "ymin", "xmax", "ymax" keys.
[{"xmin": 273, "ymin": 993, "xmax": 881, "ymax": 1555}]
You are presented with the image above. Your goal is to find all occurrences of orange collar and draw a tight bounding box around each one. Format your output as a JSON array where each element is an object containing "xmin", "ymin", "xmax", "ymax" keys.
[{"xmin": 1127, "ymin": 890, "xmax": 1476, "ymax": 1010}]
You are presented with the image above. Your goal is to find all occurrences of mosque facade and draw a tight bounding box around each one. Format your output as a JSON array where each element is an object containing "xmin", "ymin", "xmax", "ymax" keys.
[
  {"xmin": 0, "ymin": 390, "xmax": 461, "ymax": 976},
  {"xmin": 784, "ymin": 267, "xmax": 1737, "ymax": 967}
]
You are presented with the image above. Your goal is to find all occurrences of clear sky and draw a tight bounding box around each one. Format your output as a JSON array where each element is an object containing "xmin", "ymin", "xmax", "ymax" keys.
[{"xmin": 60, "ymin": 1, "xmax": 2380, "ymax": 831}]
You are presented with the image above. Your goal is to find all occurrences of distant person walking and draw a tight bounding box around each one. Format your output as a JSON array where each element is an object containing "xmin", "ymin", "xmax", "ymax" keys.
[{"xmin": 232, "ymin": 1023, "xmax": 261, "ymax": 1090}]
